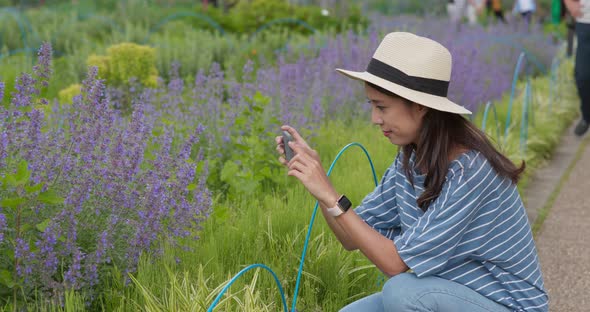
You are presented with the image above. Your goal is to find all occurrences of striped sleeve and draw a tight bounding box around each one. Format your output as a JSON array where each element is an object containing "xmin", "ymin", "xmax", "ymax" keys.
[
  {"xmin": 354, "ymin": 154, "xmax": 401, "ymax": 240},
  {"xmin": 393, "ymin": 157, "xmax": 495, "ymax": 277}
]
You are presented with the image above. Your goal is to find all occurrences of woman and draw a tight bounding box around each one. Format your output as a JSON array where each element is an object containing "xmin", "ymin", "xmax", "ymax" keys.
[{"xmin": 275, "ymin": 32, "xmax": 548, "ymax": 311}]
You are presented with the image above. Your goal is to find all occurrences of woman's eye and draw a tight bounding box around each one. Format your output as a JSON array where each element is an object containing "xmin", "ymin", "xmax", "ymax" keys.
[{"xmin": 377, "ymin": 106, "xmax": 385, "ymax": 111}]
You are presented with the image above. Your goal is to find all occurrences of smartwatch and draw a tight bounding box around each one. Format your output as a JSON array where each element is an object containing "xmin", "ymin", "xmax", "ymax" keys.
[{"xmin": 326, "ymin": 195, "xmax": 352, "ymax": 217}]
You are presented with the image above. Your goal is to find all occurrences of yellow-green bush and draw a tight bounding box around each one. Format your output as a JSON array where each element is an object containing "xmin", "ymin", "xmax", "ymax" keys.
[
  {"xmin": 87, "ymin": 54, "xmax": 110, "ymax": 81},
  {"xmin": 86, "ymin": 43, "xmax": 158, "ymax": 88},
  {"xmin": 58, "ymin": 83, "xmax": 82, "ymax": 104}
]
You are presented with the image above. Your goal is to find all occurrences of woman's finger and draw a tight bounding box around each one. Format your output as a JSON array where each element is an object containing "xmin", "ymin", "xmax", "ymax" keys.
[
  {"xmin": 287, "ymin": 168, "xmax": 304, "ymax": 180},
  {"xmin": 288, "ymin": 159, "xmax": 309, "ymax": 174},
  {"xmin": 278, "ymin": 156, "xmax": 287, "ymax": 166},
  {"xmin": 281, "ymin": 125, "xmax": 309, "ymax": 147}
]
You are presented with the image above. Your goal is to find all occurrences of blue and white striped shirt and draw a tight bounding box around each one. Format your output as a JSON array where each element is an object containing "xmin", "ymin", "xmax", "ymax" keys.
[{"xmin": 355, "ymin": 150, "xmax": 548, "ymax": 312}]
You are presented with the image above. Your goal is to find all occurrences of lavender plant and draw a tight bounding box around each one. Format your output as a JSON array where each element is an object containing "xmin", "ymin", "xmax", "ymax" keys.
[{"xmin": 0, "ymin": 43, "xmax": 212, "ymax": 307}]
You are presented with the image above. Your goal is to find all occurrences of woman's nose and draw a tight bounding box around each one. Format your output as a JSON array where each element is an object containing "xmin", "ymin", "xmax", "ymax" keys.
[{"xmin": 371, "ymin": 107, "xmax": 383, "ymax": 125}]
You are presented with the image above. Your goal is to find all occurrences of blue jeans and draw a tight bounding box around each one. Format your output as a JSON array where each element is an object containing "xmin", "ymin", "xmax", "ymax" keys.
[
  {"xmin": 575, "ymin": 22, "xmax": 590, "ymax": 122},
  {"xmin": 339, "ymin": 273, "xmax": 511, "ymax": 312}
]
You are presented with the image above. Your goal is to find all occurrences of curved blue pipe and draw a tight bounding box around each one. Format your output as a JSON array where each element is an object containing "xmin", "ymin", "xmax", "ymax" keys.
[
  {"xmin": 291, "ymin": 142, "xmax": 378, "ymax": 312},
  {"xmin": 481, "ymin": 101, "xmax": 501, "ymax": 140},
  {"xmin": 505, "ymin": 52, "xmax": 527, "ymax": 144},
  {"xmin": 206, "ymin": 263, "xmax": 288, "ymax": 312}
]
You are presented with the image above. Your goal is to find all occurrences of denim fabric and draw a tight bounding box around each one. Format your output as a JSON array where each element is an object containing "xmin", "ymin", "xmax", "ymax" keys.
[
  {"xmin": 575, "ymin": 22, "xmax": 590, "ymax": 122},
  {"xmin": 339, "ymin": 273, "xmax": 513, "ymax": 312}
]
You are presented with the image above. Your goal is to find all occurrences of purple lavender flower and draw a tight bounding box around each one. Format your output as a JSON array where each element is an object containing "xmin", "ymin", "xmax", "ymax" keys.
[
  {"xmin": 0, "ymin": 212, "xmax": 6, "ymax": 244},
  {"xmin": 33, "ymin": 42, "xmax": 53, "ymax": 88},
  {"xmin": 0, "ymin": 81, "xmax": 5, "ymax": 102}
]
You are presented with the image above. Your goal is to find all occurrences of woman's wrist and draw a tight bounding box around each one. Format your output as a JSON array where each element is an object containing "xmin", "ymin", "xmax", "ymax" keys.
[{"xmin": 320, "ymin": 191, "xmax": 340, "ymax": 208}]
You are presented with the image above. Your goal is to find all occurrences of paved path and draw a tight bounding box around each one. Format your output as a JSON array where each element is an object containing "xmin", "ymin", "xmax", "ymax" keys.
[
  {"xmin": 523, "ymin": 124, "xmax": 584, "ymax": 225},
  {"xmin": 534, "ymin": 130, "xmax": 590, "ymax": 312}
]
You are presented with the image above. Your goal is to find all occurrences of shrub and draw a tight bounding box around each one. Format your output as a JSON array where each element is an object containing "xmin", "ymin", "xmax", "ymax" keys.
[
  {"xmin": 87, "ymin": 42, "xmax": 158, "ymax": 88},
  {"xmin": 194, "ymin": 0, "xmax": 367, "ymax": 35},
  {"xmin": 57, "ymin": 83, "xmax": 82, "ymax": 104}
]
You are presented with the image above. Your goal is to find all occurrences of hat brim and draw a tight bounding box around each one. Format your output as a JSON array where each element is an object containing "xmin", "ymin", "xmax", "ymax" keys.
[{"xmin": 335, "ymin": 69, "xmax": 472, "ymax": 115}]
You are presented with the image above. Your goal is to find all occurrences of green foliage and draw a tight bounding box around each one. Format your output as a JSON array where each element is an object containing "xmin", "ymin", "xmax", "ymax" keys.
[
  {"xmin": 472, "ymin": 55, "xmax": 579, "ymax": 192},
  {"xmin": 211, "ymin": 91, "xmax": 287, "ymax": 199},
  {"xmin": 194, "ymin": 0, "xmax": 367, "ymax": 35},
  {"xmin": 57, "ymin": 83, "xmax": 82, "ymax": 104},
  {"xmin": 88, "ymin": 42, "xmax": 158, "ymax": 88},
  {"xmin": 0, "ymin": 158, "xmax": 65, "ymax": 296}
]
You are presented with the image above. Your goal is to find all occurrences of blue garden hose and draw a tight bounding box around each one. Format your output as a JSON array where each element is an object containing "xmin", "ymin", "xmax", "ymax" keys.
[
  {"xmin": 505, "ymin": 52, "xmax": 527, "ymax": 145},
  {"xmin": 291, "ymin": 142, "xmax": 378, "ymax": 312},
  {"xmin": 481, "ymin": 101, "xmax": 501, "ymax": 140},
  {"xmin": 206, "ymin": 263, "xmax": 288, "ymax": 312},
  {"xmin": 207, "ymin": 142, "xmax": 379, "ymax": 312}
]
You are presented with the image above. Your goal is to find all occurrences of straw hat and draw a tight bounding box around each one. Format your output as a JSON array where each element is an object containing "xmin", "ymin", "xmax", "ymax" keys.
[{"xmin": 336, "ymin": 32, "xmax": 471, "ymax": 115}]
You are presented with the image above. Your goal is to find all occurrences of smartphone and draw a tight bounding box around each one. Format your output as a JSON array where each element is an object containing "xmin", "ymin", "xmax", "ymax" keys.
[{"xmin": 282, "ymin": 130, "xmax": 294, "ymax": 162}]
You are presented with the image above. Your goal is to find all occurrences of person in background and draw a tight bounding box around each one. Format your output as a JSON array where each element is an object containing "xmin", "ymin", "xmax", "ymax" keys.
[
  {"xmin": 487, "ymin": 0, "xmax": 508, "ymax": 23},
  {"xmin": 564, "ymin": 0, "xmax": 590, "ymax": 136},
  {"xmin": 513, "ymin": 0, "xmax": 536, "ymax": 24},
  {"xmin": 276, "ymin": 32, "xmax": 548, "ymax": 312},
  {"xmin": 448, "ymin": 0, "xmax": 485, "ymax": 26}
]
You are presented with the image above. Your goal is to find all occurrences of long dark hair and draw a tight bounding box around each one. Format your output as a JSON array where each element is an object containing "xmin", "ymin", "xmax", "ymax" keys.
[{"xmin": 367, "ymin": 82, "xmax": 525, "ymax": 211}]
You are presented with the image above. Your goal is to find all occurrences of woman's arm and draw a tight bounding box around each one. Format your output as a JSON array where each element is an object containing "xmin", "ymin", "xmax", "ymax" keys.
[
  {"xmin": 276, "ymin": 127, "xmax": 356, "ymax": 250},
  {"xmin": 337, "ymin": 208, "xmax": 409, "ymax": 277},
  {"xmin": 277, "ymin": 126, "xmax": 407, "ymax": 276},
  {"xmin": 320, "ymin": 193, "xmax": 408, "ymax": 277},
  {"xmin": 317, "ymin": 196, "xmax": 358, "ymax": 251}
]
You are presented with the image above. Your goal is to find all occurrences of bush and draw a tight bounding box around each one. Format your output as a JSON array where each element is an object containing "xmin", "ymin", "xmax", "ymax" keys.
[
  {"xmin": 194, "ymin": 0, "xmax": 367, "ymax": 35},
  {"xmin": 57, "ymin": 83, "xmax": 82, "ymax": 104},
  {"xmin": 87, "ymin": 42, "xmax": 158, "ymax": 88}
]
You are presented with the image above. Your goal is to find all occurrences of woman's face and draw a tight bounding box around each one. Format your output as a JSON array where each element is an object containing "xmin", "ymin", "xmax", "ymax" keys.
[{"xmin": 365, "ymin": 84, "xmax": 427, "ymax": 146}]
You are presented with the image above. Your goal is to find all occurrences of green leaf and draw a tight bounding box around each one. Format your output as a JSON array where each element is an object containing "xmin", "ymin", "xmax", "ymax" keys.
[
  {"xmin": 25, "ymin": 182, "xmax": 44, "ymax": 194},
  {"xmin": 15, "ymin": 160, "xmax": 31, "ymax": 186},
  {"xmin": 0, "ymin": 270, "xmax": 14, "ymax": 289},
  {"xmin": 186, "ymin": 183, "xmax": 197, "ymax": 191},
  {"xmin": 212, "ymin": 205, "xmax": 229, "ymax": 223},
  {"xmin": 258, "ymin": 166, "xmax": 272, "ymax": 178},
  {"xmin": 0, "ymin": 197, "xmax": 26, "ymax": 208},
  {"xmin": 2, "ymin": 174, "xmax": 17, "ymax": 188},
  {"xmin": 38, "ymin": 190, "xmax": 65, "ymax": 205},
  {"xmin": 220, "ymin": 161, "xmax": 239, "ymax": 183},
  {"xmin": 235, "ymin": 116, "xmax": 247, "ymax": 126},
  {"xmin": 252, "ymin": 105, "xmax": 264, "ymax": 113},
  {"xmin": 253, "ymin": 91, "xmax": 270, "ymax": 105},
  {"xmin": 235, "ymin": 143, "xmax": 249, "ymax": 152},
  {"xmin": 36, "ymin": 219, "xmax": 51, "ymax": 233}
]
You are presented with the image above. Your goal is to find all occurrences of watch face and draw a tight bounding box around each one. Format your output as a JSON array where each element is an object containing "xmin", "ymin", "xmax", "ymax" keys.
[{"xmin": 338, "ymin": 195, "xmax": 352, "ymax": 212}]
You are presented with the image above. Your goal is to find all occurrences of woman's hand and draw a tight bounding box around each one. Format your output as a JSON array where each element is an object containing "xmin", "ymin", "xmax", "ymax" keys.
[
  {"xmin": 275, "ymin": 125, "xmax": 337, "ymax": 206},
  {"xmin": 275, "ymin": 125, "xmax": 319, "ymax": 165}
]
